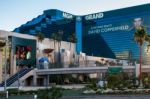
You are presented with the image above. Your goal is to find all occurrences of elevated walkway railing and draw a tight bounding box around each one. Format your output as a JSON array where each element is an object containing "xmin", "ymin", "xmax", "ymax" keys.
[{"xmin": 0, "ymin": 68, "xmax": 33, "ymax": 87}]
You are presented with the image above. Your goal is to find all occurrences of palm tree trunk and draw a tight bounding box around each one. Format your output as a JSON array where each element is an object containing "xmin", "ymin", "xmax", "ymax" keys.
[
  {"xmin": 139, "ymin": 45, "xmax": 142, "ymax": 85},
  {"xmin": 53, "ymin": 40, "xmax": 55, "ymax": 63},
  {"xmin": 69, "ymin": 42, "xmax": 72, "ymax": 63},
  {"xmin": 54, "ymin": 40, "xmax": 55, "ymax": 51},
  {"xmin": 69, "ymin": 42, "xmax": 71, "ymax": 50},
  {"xmin": 58, "ymin": 42, "xmax": 61, "ymax": 66}
]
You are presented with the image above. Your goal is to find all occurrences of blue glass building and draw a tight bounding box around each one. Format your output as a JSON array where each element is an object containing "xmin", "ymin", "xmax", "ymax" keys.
[{"xmin": 14, "ymin": 4, "xmax": 150, "ymax": 64}]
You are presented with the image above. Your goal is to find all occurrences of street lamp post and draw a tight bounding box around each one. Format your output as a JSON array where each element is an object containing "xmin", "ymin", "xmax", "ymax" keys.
[
  {"xmin": 4, "ymin": 38, "xmax": 7, "ymax": 92},
  {"xmin": 0, "ymin": 37, "xmax": 8, "ymax": 96},
  {"xmin": 17, "ymin": 59, "xmax": 20, "ymax": 94}
]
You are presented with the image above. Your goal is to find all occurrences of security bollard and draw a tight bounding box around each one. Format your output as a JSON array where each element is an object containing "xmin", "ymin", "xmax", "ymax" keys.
[
  {"xmin": 6, "ymin": 91, "xmax": 8, "ymax": 99},
  {"xmin": 34, "ymin": 94, "xmax": 37, "ymax": 99}
]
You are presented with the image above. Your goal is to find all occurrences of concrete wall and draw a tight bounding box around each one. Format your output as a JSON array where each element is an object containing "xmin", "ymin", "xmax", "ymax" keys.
[
  {"xmin": 38, "ymin": 38, "xmax": 76, "ymax": 54},
  {"xmin": 37, "ymin": 38, "xmax": 76, "ymax": 67}
]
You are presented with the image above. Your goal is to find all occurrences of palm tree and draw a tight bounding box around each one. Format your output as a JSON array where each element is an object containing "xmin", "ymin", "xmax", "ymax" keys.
[
  {"xmin": 35, "ymin": 32, "xmax": 45, "ymax": 69},
  {"xmin": 50, "ymin": 33, "xmax": 57, "ymax": 63},
  {"xmin": 145, "ymin": 35, "xmax": 150, "ymax": 52},
  {"xmin": 35, "ymin": 31, "xmax": 45, "ymax": 51},
  {"xmin": 134, "ymin": 26, "xmax": 147, "ymax": 84},
  {"xmin": 68, "ymin": 33, "xmax": 77, "ymax": 64},
  {"xmin": 51, "ymin": 33, "xmax": 57, "ymax": 51},
  {"xmin": 68, "ymin": 33, "xmax": 77, "ymax": 50},
  {"xmin": 56, "ymin": 31, "xmax": 63, "ymax": 51},
  {"xmin": 56, "ymin": 30, "xmax": 63, "ymax": 65},
  {"xmin": 35, "ymin": 32, "xmax": 45, "ymax": 51},
  {"xmin": 36, "ymin": 32, "xmax": 44, "ymax": 43}
]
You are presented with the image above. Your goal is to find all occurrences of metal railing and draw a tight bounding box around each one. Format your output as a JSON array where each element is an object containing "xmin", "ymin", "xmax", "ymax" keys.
[
  {"xmin": 0, "ymin": 68, "xmax": 33, "ymax": 87},
  {"xmin": 37, "ymin": 60, "xmax": 135, "ymax": 70}
]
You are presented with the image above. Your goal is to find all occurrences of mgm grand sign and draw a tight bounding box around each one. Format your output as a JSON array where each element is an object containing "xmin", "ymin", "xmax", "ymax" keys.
[{"xmin": 85, "ymin": 12, "xmax": 104, "ymax": 20}]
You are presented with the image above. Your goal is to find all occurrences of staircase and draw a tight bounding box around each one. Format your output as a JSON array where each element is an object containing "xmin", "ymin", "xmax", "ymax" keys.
[{"xmin": 0, "ymin": 68, "xmax": 33, "ymax": 87}]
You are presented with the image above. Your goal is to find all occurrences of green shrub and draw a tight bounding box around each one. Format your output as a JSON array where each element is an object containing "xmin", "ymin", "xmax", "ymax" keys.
[
  {"xmin": 7, "ymin": 88, "xmax": 18, "ymax": 95},
  {"xmin": 69, "ymin": 62, "xmax": 78, "ymax": 68},
  {"xmin": 38, "ymin": 86, "xmax": 63, "ymax": 99},
  {"xmin": 107, "ymin": 74, "xmax": 120, "ymax": 89},
  {"xmin": 6, "ymin": 88, "xmax": 37, "ymax": 95},
  {"xmin": 0, "ymin": 91, "xmax": 5, "ymax": 97},
  {"xmin": 95, "ymin": 61, "xmax": 103, "ymax": 66},
  {"xmin": 85, "ymin": 80, "xmax": 98, "ymax": 91}
]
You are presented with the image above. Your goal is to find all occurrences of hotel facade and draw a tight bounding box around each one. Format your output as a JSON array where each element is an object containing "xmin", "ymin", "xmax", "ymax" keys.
[{"xmin": 14, "ymin": 4, "xmax": 150, "ymax": 64}]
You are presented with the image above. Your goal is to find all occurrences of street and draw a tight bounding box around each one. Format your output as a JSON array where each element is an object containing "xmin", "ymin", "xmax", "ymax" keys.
[
  {"xmin": 1, "ymin": 95, "xmax": 150, "ymax": 99},
  {"xmin": 61, "ymin": 95, "xmax": 150, "ymax": 99}
]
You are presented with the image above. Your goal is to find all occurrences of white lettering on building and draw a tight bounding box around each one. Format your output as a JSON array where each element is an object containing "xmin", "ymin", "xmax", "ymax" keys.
[
  {"xmin": 88, "ymin": 24, "xmax": 129, "ymax": 35},
  {"xmin": 85, "ymin": 13, "xmax": 104, "ymax": 20},
  {"xmin": 62, "ymin": 12, "xmax": 73, "ymax": 19}
]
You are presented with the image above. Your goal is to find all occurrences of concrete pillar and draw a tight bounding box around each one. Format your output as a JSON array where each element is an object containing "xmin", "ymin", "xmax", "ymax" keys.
[
  {"xmin": 10, "ymin": 49, "xmax": 16, "ymax": 75},
  {"xmin": 13, "ymin": 55, "xmax": 17, "ymax": 75},
  {"xmin": 0, "ymin": 50, "xmax": 3, "ymax": 83},
  {"xmin": 43, "ymin": 76, "xmax": 46, "ymax": 86},
  {"xmin": 46, "ymin": 75, "xmax": 49, "ymax": 87},
  {"xmin": 135, "ymin": 64, "xmax": 140, "ymax": 78},
  {"xmin": 33, "ymin": 70, "xmax": 37, "ymax": 86},
  {"xmin": 97, "ymin": 73, "xmax": 100, "ymax": 79},
  {"xmin": 43, "ymin": 75, "xmax": 49, "ymax": 87},
  {"xmin": 97, "ymin": 72, "xmax": 103, "ymax": 80}
]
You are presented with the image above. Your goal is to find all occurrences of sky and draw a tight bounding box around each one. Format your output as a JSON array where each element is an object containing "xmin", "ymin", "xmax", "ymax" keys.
[{"xmin": 0, "ymin": 0, "xmax": 150, "ymax": 31}]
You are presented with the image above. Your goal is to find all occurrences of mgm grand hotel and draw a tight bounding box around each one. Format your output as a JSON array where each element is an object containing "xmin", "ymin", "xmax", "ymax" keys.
[
  {"xmin": 1, "ymin": 3, "xmax": 150, "ymax": 86},
  {"xmin": 13, "ymin": 3, "xmax": 150, "ymax": 65}
]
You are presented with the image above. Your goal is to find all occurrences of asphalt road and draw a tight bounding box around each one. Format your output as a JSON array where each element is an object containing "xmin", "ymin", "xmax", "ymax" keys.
[
  {"xmin": 1, "ymin": 95, "xmax": 150, "ymax": 99},
  {"xmin": 61, "ymin": 95, "xmax": 150, "ymax": 99}
]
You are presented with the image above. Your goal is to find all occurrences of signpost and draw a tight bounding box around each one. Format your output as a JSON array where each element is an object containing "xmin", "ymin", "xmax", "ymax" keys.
[{"xmin": 108, "ymin": 67, "xmax": 123, "ymax": 74}]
